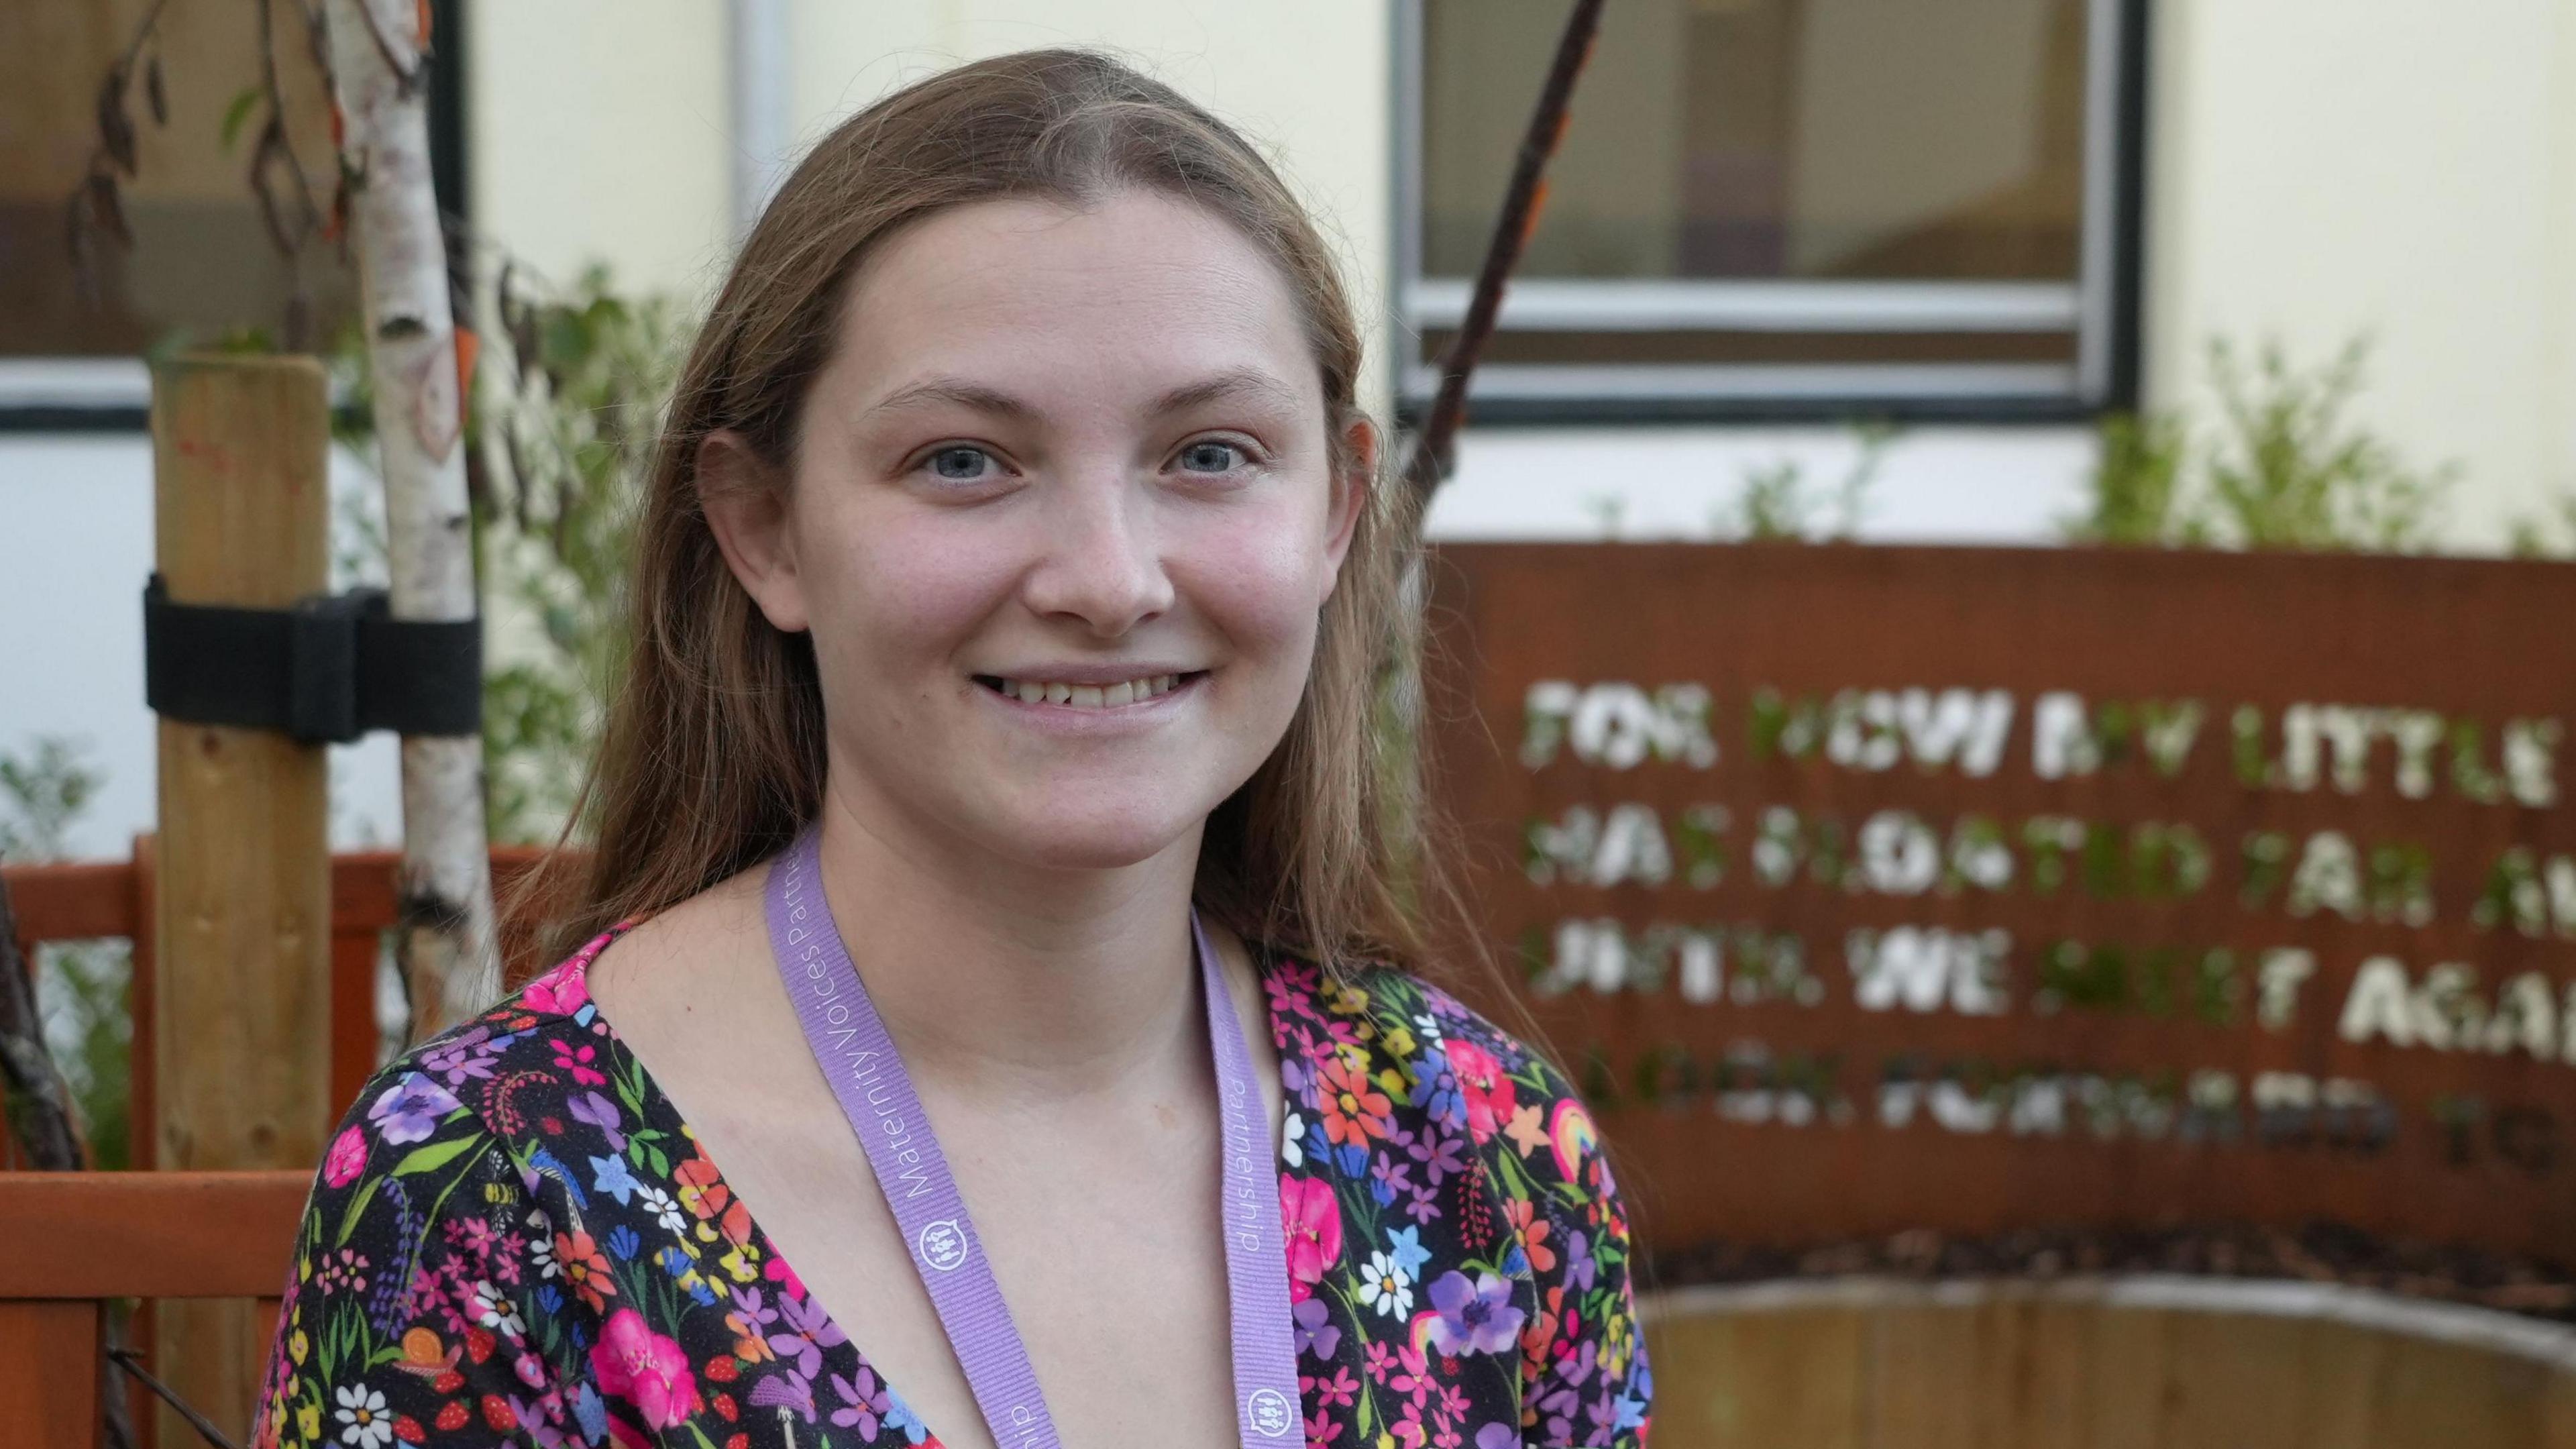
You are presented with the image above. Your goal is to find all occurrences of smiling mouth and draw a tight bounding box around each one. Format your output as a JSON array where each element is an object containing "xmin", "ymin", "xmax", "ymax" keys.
[{"xmin": 971, "ymin": 672, "xmax": 1206, "ymax": 709}]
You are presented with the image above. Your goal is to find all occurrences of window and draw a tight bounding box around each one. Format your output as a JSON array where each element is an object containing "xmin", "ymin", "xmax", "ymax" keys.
[
  {"xmin": 0, "ymin": 1, "xmax": 462, "ymax": 428},
  {"xmin": 1399, "ymin": 0, "xmax": 2145, "ymax": 419}
]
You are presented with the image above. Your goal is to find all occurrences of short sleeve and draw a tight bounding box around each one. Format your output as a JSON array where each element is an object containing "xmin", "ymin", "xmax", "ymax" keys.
[
  {"xmin": 254, "ymin": 1069, "xmax": 568, "ymax": 1449},
  {"xmin": 1447, "ymin": 1006, "xmax": 1654, "ymax": 1448}
]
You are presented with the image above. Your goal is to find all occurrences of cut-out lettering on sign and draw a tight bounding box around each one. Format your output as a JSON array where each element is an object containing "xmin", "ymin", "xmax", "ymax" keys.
[{"xmin": 1430, "ymin": 544, "xmax": 2576, "ymax": 1263}]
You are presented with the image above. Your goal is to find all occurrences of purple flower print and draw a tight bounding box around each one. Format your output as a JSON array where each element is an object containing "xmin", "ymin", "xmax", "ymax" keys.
[
  {"xmin": 368, "ymin": 1071, "xmax": 460, "ymax": 1144},
  {"xmin": 420, "ymin": 1026, "xmax": 498, "ymax": 1085},
  {"xmin": 1424, "ymin": 1270, "xmax": 1524, "ymax": 1357},
  {"xmin": 1370, "ymin": 1153, "xmax": 1415, "ymax": 1205},
  {"xmin": 1476, "ymin": 1425, "xmax": 1517, "ymax": 1449},
  {"xmin": 747, "ymin": 1367, "xmax": 817, "ymax": 1424},
  {"xmin": 828, "ymin": 1365, "xmax": 889, "ymax": 1438},
  {"xmin": 1293, "ymin": 1294, "xmax": 1341, "ymax": 1360},
  {"xmin": 766, "ymin": 1291, "xmax": 849, "ymax": 1378},
  {"xmin": 1409, "ymin": 1050, "xmax": 1468, "ymax": 1134},
  {"xmin": 566, "ymin": 1090, "xmax": 626, "ymax": 1150},
  {"xmin": 1564, "ymin": 1227, "xmax": 1597, "ymax": 1292},
  {"xmin": 1406, "ymin": 1126, "xmax": 1470, "ymax": 1186}
]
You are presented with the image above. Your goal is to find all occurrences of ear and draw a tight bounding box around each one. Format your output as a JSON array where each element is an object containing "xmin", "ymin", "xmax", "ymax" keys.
[
  {"xmin": 1318, "ymin": 415, "xmax": 1377, "ymax": 602},
  {"xmin": 696, "ymin": 430, "xmax": 810, "ymax": 633}
]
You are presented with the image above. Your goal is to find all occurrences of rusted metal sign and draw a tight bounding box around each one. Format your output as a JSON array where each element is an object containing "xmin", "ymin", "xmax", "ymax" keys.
[{"xmin": 1423, "ymin": 544, "xmax": 2576, "ymax": 1264}]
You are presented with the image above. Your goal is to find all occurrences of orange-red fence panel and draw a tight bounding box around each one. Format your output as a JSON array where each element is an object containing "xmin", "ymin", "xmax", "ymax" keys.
[{"xmin": 3, "ymin": 845, "xmax": 563, "ymax": 1167}]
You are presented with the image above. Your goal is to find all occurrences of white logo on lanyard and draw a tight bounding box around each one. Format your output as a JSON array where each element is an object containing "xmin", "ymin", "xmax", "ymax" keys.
[
  {"xmin": 1246, "ymin": 1388, "xmax": 1295, "ymax": 1438},
  {"xmin": 917, "ymin": 1218, "xmax": 971, "ymax": 1273}
]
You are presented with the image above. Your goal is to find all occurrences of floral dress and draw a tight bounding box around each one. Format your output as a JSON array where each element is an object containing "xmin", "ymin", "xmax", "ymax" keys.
[{"xmin": 252, "ymin": 922, "xmax": 1652, "ymax": 1449}]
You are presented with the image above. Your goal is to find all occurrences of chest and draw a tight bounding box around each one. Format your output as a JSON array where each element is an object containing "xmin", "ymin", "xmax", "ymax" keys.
[{"xmin": 659, "ymin": 1048, "xmax": 1285, "ymax": 1449}]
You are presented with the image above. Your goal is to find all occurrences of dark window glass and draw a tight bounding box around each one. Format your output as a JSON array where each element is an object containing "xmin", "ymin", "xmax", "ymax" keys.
[{"xmin": 0, "ymin": 0, "xmax": 354, "ymax": 358}]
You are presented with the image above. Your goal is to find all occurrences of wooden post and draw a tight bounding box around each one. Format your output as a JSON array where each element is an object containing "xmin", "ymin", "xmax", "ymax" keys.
[{"xmin": 149, "ymin": 354, "xmax": 334, "ymax": 1447}]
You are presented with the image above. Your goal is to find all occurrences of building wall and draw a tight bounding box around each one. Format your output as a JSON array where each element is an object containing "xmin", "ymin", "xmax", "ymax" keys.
[
  {"xmin": 454, "ymin": 0, "xmax": 2576, "ymax": 549},
  {"xmin": 2141, "ymin": 0, "xmax": 2576, "ymax": 547},
  {"xmin": 9, "ymin": 0, "xmax": 2573, "ymax": 858}
]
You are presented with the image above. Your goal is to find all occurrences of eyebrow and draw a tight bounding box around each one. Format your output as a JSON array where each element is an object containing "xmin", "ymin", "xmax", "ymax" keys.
[{"xmin": 861, "ymin": 367, "xmax": 1305, "ymax": 425}]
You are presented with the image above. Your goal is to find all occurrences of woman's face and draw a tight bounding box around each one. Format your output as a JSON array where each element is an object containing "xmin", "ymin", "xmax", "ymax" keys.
[{"xmin": 704, "ymin": 189, "xmax": 1368, "ymax": 876}]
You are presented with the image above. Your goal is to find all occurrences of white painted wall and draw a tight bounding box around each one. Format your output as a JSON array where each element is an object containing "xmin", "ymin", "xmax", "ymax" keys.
[
  {"xmin": 0, "ymin": 437, "xmax": 404, "ymax": 861},
  {"xmin": 2141, "ymin": 0, "xmax": 2576, "ymax": 547},
  {"xmin": 464, "ymin": 0, "xmax": 733, "ymax": 301}
]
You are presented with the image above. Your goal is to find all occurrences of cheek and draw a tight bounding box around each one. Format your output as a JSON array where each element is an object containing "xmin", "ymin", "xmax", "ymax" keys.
[
  {"xmin": 798, "ymin": 503, "xmax": 1018, "ymax": 682},
  {"xmin": 1183, "ymin": 498, "xmax": 1335, "ymax": 663}
]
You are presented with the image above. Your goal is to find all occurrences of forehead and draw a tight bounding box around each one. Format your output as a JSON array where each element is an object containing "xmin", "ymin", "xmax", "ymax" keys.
[{"xmin": 828, "ymin": 190, "xmax": 1322, "ymax": 412}]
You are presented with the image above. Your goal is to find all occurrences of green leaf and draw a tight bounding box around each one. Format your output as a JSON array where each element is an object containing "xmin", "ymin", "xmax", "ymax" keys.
[
  {"xmin": 392, "ymin": 1136, "xmax": 480, "ymax": 1177},
  {"xmin": 333, "ymin": 1176, "xmax": 383, "ymax": 1248},
  {"xmin": 219, "ymin": 87, "xmax": 262, "ymax": 152}
]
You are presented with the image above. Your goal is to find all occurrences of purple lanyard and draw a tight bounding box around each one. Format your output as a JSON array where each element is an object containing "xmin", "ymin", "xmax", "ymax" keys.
[{"xmin": 763, "ymin": 828, "xmax": 1303, "ymax": 1447}]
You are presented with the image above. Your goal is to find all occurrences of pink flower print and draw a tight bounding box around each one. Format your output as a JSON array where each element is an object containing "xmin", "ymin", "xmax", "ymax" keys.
[
  {"xmin": 522, "ymin": 959, "xmax": 592, "ymax": 1016},
  {"xmin": 1442, "ymin": 1040, "xmax": 1518, "ymax": 1145},
  {"xmin": 322, "ymin": 1126, "xmax": 368, "ymax": 1188},
  {"xmin": 1305, "ymin": 1364, "xmax": 1358, "ymax": 1409},
  {"xmin": 1279, "ymin": 1175, "xmax": 1343, "ymax": 1304},
  {"xmin": 762, "ymin": 1253, "xmax": 808, "ymax": 1303},
  {"xmin": 548, "ymin": 1038, "xmax": 608, "ymax": 1087},
  {"xmin": 589, "ymin": 1308, "xmax": 697, "ymax": 1428}
]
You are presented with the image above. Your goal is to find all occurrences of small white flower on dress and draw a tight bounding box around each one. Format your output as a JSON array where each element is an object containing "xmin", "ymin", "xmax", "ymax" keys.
[
  {"xmin": 1281, "ymin": 1110, "xmax": 1305, "ymax": 1168},
  {"xmin": 470, "ymin": 1279, "xmax": 525, "ymax": 1338},
  {"xmin": 334, "ymin": 1383, "xmax": 393, "ymax": 1448},
  {"xmin": 637, "ymin": 1183, "xmax": 689, "ymax": 1236},
  {"xmin": 1356, "ymin": 1249, "xmax": 1415, "ymax": 1319}
]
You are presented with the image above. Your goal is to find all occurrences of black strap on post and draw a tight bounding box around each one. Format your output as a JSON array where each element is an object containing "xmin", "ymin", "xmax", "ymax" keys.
[{"xmin": 143, "ymin": 574, "xmax": 482, "ymax": 744}]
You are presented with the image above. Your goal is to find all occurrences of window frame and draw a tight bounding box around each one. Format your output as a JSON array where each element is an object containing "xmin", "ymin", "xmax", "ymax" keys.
[
  {"xmin": 0, "ymin": 0, "xmax": 470, "ymax": 433},
  {"xmin": 1390, "ymin": 0, "xmax": 2150, "ymax": 425}
]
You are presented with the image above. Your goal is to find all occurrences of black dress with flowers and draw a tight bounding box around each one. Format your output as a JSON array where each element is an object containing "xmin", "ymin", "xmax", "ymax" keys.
[{"xmin": 251, "ymin": 923, "xmax": 1652, "ymax": 1449}]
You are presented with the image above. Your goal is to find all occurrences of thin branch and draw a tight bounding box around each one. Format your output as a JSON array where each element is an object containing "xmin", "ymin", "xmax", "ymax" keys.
[
  {"xmin": 107, "ymin": 1349, "xmax": 241, "ymax": 1449},
  {"xmin": 0, "ymin": 879, "xmax": 83, "ymax": 1170},
  {"xmin": 1400, "ymin": 0, "xmax": 1607, "ymax": 502},
  {"xmin": 116, "ymin": 0, "xmax": 176, "ymax": 72}
]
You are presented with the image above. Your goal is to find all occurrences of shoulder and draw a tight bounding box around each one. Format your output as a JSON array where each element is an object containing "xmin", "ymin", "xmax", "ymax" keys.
[
  {"xmin": 1260, "ymin": 950, "xmax": 1611, "ymax": 1196},
  {"xmin": 310, "ymin": 924, "xmax": 633, "ymax": 1236}
]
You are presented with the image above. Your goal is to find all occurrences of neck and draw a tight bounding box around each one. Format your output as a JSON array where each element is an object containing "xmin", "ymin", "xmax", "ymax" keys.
[{"xmin": 800, "ymin": 778, "xmax": 1209, "ymax": 1107}]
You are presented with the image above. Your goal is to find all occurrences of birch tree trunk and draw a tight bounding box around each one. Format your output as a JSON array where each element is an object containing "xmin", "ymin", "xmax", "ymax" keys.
[{"xmin": 323, "ymin": 0, "xmax": 498, "ymax": 1034}]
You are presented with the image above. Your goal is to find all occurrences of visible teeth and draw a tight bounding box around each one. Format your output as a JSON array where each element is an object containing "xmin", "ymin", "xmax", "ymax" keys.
[{"xmin": 989, "ymin": 674, "xmax": 1189, "ymax": 708}]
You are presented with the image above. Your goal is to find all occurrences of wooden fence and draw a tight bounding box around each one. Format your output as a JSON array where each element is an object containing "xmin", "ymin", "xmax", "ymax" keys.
[
  {"xmin": 0, "ymin": 1171, "xmax": 306, "ymax": 1449},
  {"xmin": 3, "ymin": 841, "xmax": 556, "ymax": 1169}
]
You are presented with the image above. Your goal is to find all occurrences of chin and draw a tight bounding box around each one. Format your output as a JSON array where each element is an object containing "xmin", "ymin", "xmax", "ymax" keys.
[{"xmin": 979, "ymin": 796, "xmax": 1208, "ymax": 873}]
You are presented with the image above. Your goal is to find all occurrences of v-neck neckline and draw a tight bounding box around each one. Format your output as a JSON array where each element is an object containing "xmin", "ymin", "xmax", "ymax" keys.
[{"xmin": 558, "ymin": 915, "xmax": 1304, "ymax": 1447}]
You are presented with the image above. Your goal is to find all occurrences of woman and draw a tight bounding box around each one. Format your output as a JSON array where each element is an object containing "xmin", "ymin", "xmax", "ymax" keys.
[{"xmin": 256, "ymin": 50, "xmax": 1648, "ymax": 1449}]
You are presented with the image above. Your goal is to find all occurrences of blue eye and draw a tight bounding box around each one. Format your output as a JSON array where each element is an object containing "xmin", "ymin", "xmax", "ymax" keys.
[
  {"xmin": 926, "ymin": 446, "xmax": 994, "ymax": 481},
  {"xmin": 1178, "ymin": 441, "xmax": 1243, "ymax": 474}
]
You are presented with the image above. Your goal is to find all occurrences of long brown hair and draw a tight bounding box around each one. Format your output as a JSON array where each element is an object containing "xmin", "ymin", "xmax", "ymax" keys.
[{"xmin": 518, "ymin": 49, "xmax": 1439, "ymax": 981}]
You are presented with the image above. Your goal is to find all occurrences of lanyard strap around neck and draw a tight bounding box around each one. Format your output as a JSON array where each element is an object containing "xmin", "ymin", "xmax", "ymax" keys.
[{"xmin": 762, "ymin": 828, "xmax": 1302, "ymax": 1448}]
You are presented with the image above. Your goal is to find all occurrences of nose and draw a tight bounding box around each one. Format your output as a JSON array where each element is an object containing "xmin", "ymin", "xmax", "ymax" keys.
[{"xmin": 1020, "ymin": 473, "xmax": 1175, "ymax": 637}]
